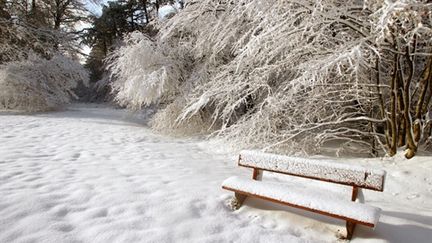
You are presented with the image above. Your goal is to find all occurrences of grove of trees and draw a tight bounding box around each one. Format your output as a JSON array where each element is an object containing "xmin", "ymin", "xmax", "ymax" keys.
[
  {"xmin": 1, "ymin": 0, "xmax": 431, "ymax": 159},
  {"xmin": 83, "ymin": 0, "xmax": 174, "ymax": 100},
  {"xmin": 0, "ymin": 0, "xmax": 91, "ymax": 111},
  {"xmin": 107, "ymin": 0, "xmax": 432, "ymax": 158}
]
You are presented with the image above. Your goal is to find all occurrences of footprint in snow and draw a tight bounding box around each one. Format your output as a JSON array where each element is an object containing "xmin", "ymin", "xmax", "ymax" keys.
[{"xmin": 71, "ymin": 152, "xmax": 81, "ymax": 161}]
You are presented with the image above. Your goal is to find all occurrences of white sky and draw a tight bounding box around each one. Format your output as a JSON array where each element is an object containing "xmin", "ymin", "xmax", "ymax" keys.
[{"xmin": 85, "ymin": 0, "xmax": 112, "ymax": 16}]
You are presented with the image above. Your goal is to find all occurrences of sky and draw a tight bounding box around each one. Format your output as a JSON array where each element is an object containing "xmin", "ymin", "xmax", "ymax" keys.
[{"xmin": 85, "ymin": 0, "xmax": 112, "ymax": 16}]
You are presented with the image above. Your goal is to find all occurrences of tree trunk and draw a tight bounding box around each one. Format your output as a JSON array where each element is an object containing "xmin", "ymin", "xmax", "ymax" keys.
[
  {"xmin": 402, "ymin": 43, "xmax": 417, "ymax": 159},
  {"xmin": 414, "ymin": 57, "xmax": 432, "ymax": 142},
  {"xmin": 142, "ymin": 0, "xmax": 149, "ymax": 23},
  {"xmin": 388, "ymin": 53, "xmax": 399, "ymax": 156}
]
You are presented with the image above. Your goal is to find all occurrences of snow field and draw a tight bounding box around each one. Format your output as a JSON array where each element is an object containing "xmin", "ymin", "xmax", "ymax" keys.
[
  {"xmin": 0, "ymin": 105, "xmax": 318, "ymax": 242},
  {"xmin": 1, "ymin": 104, "xmax": 431, "ymax": 242}
]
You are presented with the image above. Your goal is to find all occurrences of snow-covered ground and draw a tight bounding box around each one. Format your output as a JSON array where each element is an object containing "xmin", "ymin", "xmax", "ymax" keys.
[{"xmin": 1, "ymin": 104, "xmax": 431, "ymax": 243}]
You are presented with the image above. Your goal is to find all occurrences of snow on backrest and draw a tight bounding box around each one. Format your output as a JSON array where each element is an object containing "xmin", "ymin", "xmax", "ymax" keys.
[{"xmin": 239, "ymin": 150, "xmax": 386, "ymax": 191}]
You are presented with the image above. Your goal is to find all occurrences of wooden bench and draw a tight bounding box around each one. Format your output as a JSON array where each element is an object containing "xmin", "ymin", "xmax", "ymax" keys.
[{"xmin": 222, "ymin": 150, "xmax": 386, "ymax": 240}]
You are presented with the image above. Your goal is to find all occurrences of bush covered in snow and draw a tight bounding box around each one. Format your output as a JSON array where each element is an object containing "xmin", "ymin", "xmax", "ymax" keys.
[
  {"xmin": 106, "ymin": 32, "xmax": 186, "ymax": 109},
  {"xmin": 0, "ymin": 54, "xmax": 89, "ymax": 112},
  {"xmin": 0, "ymin": 20, "xmax": 53, "ymax": 64},
  {"xmin": 108, "ymin": 0, "xmax": 432, "ymax": 158}
]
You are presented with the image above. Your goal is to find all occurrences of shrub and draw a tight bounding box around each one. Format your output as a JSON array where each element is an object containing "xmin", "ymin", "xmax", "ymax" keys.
[{"xmin": 0, "ymin": 54, "xmax": 89, "ymax": 111}]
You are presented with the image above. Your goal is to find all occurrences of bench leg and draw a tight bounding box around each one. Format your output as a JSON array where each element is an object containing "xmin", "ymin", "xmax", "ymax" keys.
[
  {"xmin": 252, "ymin": 168, "xmax": 263, "ymax": 180},
  {"xmin": 230, "ymin": 192, "xmax": 247, "ymax": 210},
  {"xmin": 345, "ymin": 186, "xmax": 358, "ymax": 239},
  {"xmin": 346, "ymin": 221, "xmax": 356, "ymax": 240}
]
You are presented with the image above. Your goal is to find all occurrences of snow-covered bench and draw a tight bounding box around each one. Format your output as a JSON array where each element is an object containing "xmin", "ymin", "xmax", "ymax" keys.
[{"xmin": 222, "ymin": 150, "xmax": 386, "ymax": 239}]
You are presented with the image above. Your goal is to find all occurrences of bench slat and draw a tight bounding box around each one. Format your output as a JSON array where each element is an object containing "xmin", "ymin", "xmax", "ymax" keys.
[
  {"xmin": 222, "ymin": 176, "xmax": 381, "ymax": 227},
  {"xmin": 239, "ymin": 150, "xmax": 386, "ymax": 191}
]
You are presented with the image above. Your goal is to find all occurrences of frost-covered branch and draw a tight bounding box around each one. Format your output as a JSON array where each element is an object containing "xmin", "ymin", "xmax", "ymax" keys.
[{"xmin": 108, "ymin": 0, "xmax": 432, "ymax": 157}]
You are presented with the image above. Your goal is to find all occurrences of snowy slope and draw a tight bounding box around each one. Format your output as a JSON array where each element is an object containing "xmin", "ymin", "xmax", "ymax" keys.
[{"xmin": 1, "ymin": 104, "xmax": 431, "ymax": 242}]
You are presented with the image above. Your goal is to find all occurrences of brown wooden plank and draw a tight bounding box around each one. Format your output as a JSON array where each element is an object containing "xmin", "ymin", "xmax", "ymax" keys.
[
  {"xmin": 222, "ymin": 185, "xmax": 375, "ymax": 228},
  {"xmin": 238, "ymin": 163, "xmax": 385, "ymax": 191},
  {"xmin": 238, "ymin": 151, "xmax": 386, "ymax": 191}
]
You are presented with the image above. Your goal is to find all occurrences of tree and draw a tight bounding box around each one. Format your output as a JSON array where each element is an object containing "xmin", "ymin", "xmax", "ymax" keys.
[
  {"xmin": 0, "ymin": 0, "xmax": 10, "ymax": 19},
  {"xmin": 83, "ymin": 0, "xmax": 161, "ymax": 94},
  {"xmin": 37, "ymin": 0, "xmax": 89, "ymax": 30},
  {"xmin": 0, "ymin": 0, "xmax": 91, "ymax": 111},
  {"xmin": 0, "ymin": 54, "xmax": 89, "ymax": 111},
  {"xmin": 108, "ymin": 0, "xmax": 432, "ymax": 158}
]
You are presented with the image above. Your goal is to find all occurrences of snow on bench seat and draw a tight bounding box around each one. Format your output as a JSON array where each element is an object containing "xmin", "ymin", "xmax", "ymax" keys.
[
  {"xmin": 222, "ymin": 176, "xmax": 381, "ymax": 227},
  {"xmin": 239, "ymin": 150, "xmax": 386, "ymax": 191}
]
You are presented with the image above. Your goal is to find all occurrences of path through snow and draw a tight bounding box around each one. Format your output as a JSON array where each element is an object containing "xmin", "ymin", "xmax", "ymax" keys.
[{"xmin": 1, "ymin": 104, "xmax": 431, "ymax": 242}]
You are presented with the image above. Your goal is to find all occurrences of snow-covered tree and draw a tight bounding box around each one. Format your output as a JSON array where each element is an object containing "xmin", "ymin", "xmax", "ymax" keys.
[
  {"xmin": 106, "ymin": 32, "xmax": 183, "ymax": 109},
  {"xmin": 0, "ymin": 0, "xmax": 95, "ymax": 111},
  {"xmin": 109, "ymin": 0, "xmax": 432, "ymax": 158},
  {"xmin": 0, "ymin": 54, "xmax": 89, "ymax": 111}
]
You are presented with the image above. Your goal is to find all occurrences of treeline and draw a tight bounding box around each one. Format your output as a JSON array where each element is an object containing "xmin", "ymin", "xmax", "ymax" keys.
[
  {"xmin": 84, "ymin": 0, "xmax": 178, "ymax": 101},
  {"xmin": 105, "ymin": 0, "xmax": 432, "ymax": 158},
  {"xmin": 0, "ymin": 0, "xmax": 176, "ymax": 109},
  {"xmin": 0, "ymin": 0, "xmax": 90, "ymax": 111},
  {"xmin": 2, "ymin": 1, "xmax": 430, "ymax": 158}
]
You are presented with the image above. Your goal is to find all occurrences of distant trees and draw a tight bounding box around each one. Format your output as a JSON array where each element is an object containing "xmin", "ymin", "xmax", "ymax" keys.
[
  {"xmin": 0, "ymin": 0, "xmax": 89, "ymax": 111},
  {"xmin": 1, "ymin": 1, "xmax": 52, "ymax": 63},
  {"xmin": 108, "ymin": 0, "xmax": 432, "ymax": 158},
  {"xmin": 0, "ymin": 55, "xmax": 88, "ymax": 111},
  {"xmin": 2, "ymin": 0, "xmax": 91, "ymax": 29},
  {"xmin": 0, "ymin": 0, "xmax": 10, "ymax": 19},
  {"xmin": 36, "ymin": 0, "xmax": 87, "ymax": 30},
  {"xmin": 83, "ymin": 0, "xmax": 172, "ymax": 100},
  {"xmin": 1, "ymin": 0, "xmax": 95, "ymax": 60}
]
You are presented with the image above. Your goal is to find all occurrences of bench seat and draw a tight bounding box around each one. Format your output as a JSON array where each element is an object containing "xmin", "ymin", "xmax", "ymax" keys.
[
  {"xmin": 239, "ymin": 150, "xmax": 386, "ymax": 191},
  {"xmin": 222, "ymin": 176, "xmax": 381, "ymax": 227}
]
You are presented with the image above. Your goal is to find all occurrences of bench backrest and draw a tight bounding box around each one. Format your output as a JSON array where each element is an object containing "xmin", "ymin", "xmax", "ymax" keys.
[{"xmin": 238, "ymin": 150, "xmax": 386, "ymax": 191}]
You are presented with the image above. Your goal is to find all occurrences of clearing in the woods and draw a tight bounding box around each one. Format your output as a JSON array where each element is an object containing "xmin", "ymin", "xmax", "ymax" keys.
[{"xmin": 1, "ymin": 104, "xmax": 431, "ymax": 242}]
